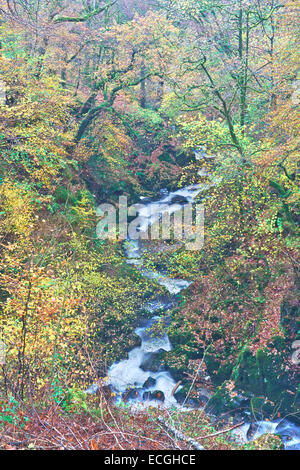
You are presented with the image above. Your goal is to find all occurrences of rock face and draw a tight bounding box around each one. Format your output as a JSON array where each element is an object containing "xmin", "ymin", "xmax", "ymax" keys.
[
  {"xmin": 0, "ymin": 80, "xmax": 6, "ymax": 105},
  {"xmin": 208, "ymin": 343, "xmax": 300, "ymax": 421},
  {"xmin": 203, "ymin": 294, "xmax": 300, "ymax": 421}
]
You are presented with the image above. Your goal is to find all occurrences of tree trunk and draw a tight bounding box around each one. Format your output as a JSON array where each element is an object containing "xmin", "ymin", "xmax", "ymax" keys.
[{"xmin": 140, "ymin": 63, "xmax": 147, "ymax": 108}]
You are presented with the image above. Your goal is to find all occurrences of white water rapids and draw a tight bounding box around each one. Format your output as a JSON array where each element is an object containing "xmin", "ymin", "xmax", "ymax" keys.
[{"xmin": 108, "ymin": 185, "xmax": 200, "ymax": 406}]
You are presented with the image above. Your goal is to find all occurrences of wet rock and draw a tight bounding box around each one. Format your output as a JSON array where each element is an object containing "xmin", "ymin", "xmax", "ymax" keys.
[
  {"xmin": 140, "ymin": 350, "xmax": 165, "ymax": 372},
  {"xmin": 140, "ymin": 354, "xmax": 152, "ymax": 372},
  {"xmin": 174, "ymin": 394, "xmax": 184, "ymax": 405},
  {"xmin": 140, "ymin": 196, "xmax": 153, "ymax": 204},
  {"xmin": 143, "ymin": 377, "xmax": 156, "ymax": 388},
  {"xmin": 170, "ymin": 195, "xmax": 188, "ymax": 205},
  {"xmin": 197, "ymin": 395, "xmax": 210, "ymax": 407},
  {"xmin": 142, "ymin": 391, "xmax": 152, "ymax": 401},
  {"xmin": 174, "ymin": 391, "xmax": 209, "ymax": 408},
  {"xmin": 151, "ymin": 390, "xmax": 165, "ymax": 401},
  {"xmin": 128, "ymin": 332, "xmax": 142, "ymax": 350},
  {"xmin": 173, "ymin": 381, "xmax": 210, "ymax": 408},
  {"xmin": 174, "ymin": 387, "xmax": 187, "ymax": 405},
  {"xmin": 173, "ymin": 389, "xmax": 196, "ymax": 406},
  {"xmin": 122, "ymin": 387, "xmax": 142, "ymax": 402},
  {"xmin": 143, "ymin": 390, "xmax": 165, "ymax": 402},
  {"xmin": 246, "ymin": 422, "xmax": 259, "ymax": 440}
]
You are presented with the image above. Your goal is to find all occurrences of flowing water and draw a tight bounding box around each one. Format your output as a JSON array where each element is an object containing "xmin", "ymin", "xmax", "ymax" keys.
[
  {"xmin": 87, "ymin": 183, "xmax": 300, "ymax": 450},
  {"xmin": 108, "ymin": 184, "xmax": 200, "ymax": 407}
]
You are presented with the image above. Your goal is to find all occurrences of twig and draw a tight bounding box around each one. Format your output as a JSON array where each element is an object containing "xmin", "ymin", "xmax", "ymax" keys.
[
  {"xmin": 197, "ymin": 421, "xmax": 245, "ymax": 440},
  {"xmin": 157, "ymin": 417, "xmax": 205, "ymax": 450}
]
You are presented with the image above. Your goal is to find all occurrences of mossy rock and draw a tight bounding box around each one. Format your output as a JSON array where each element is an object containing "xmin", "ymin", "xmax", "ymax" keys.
[
  {"xmin": 168, "ymin": 324, "xmax": 194, "ymax": 345},
  {"xmin": 164, "ymin": 344, "xmax": 203, "ymax": 381},
  {"xmin": 0, "ymin": 286, "xmax": 9, "ymax": 304},
  {"xmin": 213, "ymin": 363, "xmax": 233, "ymax": 386},
  {"xmin": 205, "ymin": 353, "xmax": 219, "ymax": 375},
  {"xmin": 250, "ymin": 397, "xmax": 275, "ymax": 418},
  {"xmin": 244, "ymin": 433, "xmax": 284, "ymax": 450},
  {"xmin": 140, "ymin": 350, "xmax": 165, "ymax": 373},
  {"xmin": 205, "ymin": 353, "xmax": 233, "ymax": 386},
  {"xmin": 173, "ymin": 382, "xmax": 191, "ymax": 404},
  {"xmin": 174, "ymin": 383, "xmax": 208, "ymax": 407},
  {"xmin": 277, "ymin": 388, "xmax": 300, "ymax": 421},
  {"xmin": 232, "ymin": 349, "xmax": 262, "ymax": 392},
  {"xmin": 233, "ymin": 348, "xmax": 289, "ymax": 399},
  {"xmin": 207, "ymin": 381, "xmax": 245, "ymax": 415},
  {"xmin": 281, "ymin": 298, "xmax": 300, "ymax": 340},
  {"xmin": 230, "ymin": 347, "xmax": 299, "ymax": 419}
]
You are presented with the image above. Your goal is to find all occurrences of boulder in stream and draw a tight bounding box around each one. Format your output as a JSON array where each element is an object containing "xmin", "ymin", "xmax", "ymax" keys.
[
  {"xmin": 140, "ymin": 349, "xmax": 165, "ymax": 372},
  {"xmin": 122, "ymin": 387, "xmax": 143, "ymax": 402},
  {"xmin": 143, "ymin": 390, "xmax": 165, "ymax": 402},
  {"xmin": 174, "ymin": 387, "xmax": 209, "ymax": 408},
  {"xmin": 143, "ymin": 377, "xmax": 156, "ymax": 388},
  {"xmin": 170, "ymin": 195, "xmax": 188, "ymax": 205}
]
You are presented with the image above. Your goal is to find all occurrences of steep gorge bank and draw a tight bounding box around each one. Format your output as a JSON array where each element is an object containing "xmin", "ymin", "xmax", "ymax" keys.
[{"xmin": 98, "ymin": 182, "xmax": 300, "ymax": 450}]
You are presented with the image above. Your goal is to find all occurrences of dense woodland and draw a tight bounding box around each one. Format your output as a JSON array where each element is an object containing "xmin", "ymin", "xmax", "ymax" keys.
[{"xmin": 0, "ymin": 0, "xmax": 299, "ymax": 451}]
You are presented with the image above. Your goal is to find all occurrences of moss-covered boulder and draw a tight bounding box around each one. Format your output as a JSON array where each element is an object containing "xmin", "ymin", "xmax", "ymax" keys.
[
  {"xmin": 208, "ymin": 344, "xmax": 300, "ymax": 421},
  {"xmin": 205, "ymin": 353, "xmax": 233, "ymax": 386},
  {"xmin": 207, "ymin": 380, "xmax": 250, "ymax": 416}
]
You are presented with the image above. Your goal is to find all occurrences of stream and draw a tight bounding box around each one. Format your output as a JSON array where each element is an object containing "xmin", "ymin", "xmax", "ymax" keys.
[
  {"xmin": 108, "ymin": 184, "xmax": 199, "ymax": 407},
  {"xmin": 88, "ymin": 184, "xmax": 300, "ymax": 450}
]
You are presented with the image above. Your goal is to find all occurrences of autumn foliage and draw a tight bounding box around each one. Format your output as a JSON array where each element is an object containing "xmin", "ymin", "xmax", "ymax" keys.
[{"xmin": 0, "ymin": 0, "xmax": 299, "ymax": 450}]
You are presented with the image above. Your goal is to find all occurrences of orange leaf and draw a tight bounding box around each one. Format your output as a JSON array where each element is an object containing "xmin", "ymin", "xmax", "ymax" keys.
[{"xmin": 90, "ymin": 439, "xmax": 98, "ymax": 451}]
